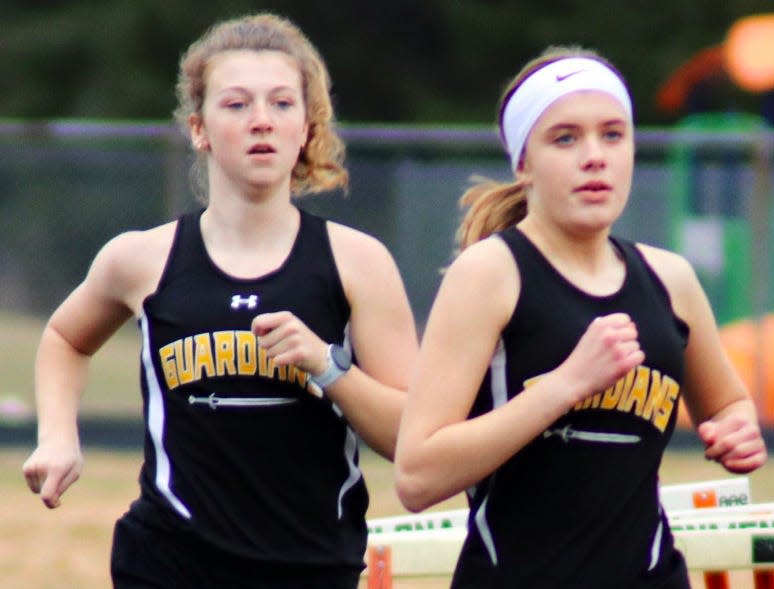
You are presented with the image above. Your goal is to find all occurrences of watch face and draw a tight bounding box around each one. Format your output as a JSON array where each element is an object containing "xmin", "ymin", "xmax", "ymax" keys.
[{"xmin": 331, "ymin": 344, "xmax": 352, "ymax": 370}]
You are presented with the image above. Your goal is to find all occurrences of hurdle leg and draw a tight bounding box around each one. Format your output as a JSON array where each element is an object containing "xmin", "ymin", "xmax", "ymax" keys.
[
  {"xmin": 702, "ymin": 571, "xmax": 730, "ymax": 589},
  {"xmin": 367, "ymin": 545, "xmax": 393, "ymax": 589},
  {"xmin": 691, "ymin": 490, "xmax": 730, "ymax": 589},
  {"xmin": 754, "ymin": 570, "xmax": 774, "ymax": 589}
]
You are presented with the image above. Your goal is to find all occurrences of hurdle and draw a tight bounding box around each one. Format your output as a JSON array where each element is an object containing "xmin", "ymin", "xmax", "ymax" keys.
[
  {"xmin": 662, "ymin": 477, "xmax": 751, "ymax": 588},
  {"xmin": 364, "ymin": 478, "xmax": 774, "ymax": 588}
]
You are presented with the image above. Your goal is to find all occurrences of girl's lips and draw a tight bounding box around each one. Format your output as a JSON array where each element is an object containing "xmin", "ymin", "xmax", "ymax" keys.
[
  {"xmin": 574, "ymin": 183, "xmax": 613, "ymax": 204},
  {"xmin": 575, "ymin": 181, "xmax": 611, "ymax": 192},
  {"xmin": 248, "ymin": 144, "xmax": 276, "ymax": 154}
]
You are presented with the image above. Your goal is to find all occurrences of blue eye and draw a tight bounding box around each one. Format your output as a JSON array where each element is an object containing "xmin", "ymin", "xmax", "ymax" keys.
[
  {"xmin": 555, "ymin": 133, "xmax": 575, "ymax": 145},
  {"xmin": 274, "ymin": 98, "xmax": 294, "ymax": 110}
]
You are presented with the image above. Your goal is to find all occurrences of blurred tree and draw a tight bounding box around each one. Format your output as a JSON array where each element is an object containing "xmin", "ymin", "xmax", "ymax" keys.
[{"xmin": 1, "ymin": 0, "xmax": 773, "ymax": 124}]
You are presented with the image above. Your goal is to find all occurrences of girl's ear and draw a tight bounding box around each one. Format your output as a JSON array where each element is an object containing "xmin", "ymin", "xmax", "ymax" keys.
[
  {"xmin": 515, "ymin": 156, "xmax": 532, "ymax": 187},
  {"xmin": 188, "ymin": 113, "xmax": 209, "ymax": 151}
]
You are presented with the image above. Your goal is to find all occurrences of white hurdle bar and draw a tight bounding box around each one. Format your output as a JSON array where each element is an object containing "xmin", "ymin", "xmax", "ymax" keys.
[
  {"xmin": 366, "ymin": 477, "xmax": 753, "ymax": 536},
  {"xmin": 365, "ymin": 509, "xmax": 774, "ymax": 576},
  {"xmin": 364, "ymin": 478, "xmax": 774, "ymax": 586}
]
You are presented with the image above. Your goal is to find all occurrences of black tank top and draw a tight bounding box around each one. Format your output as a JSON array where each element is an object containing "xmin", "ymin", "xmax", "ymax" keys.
[
  {"xmin": 452, "ymin": 227, "xmax": 691, "ymax": 589},
  {"xmin": 131, "ymin": 208, "xmax": 368, "ymax": 568}
]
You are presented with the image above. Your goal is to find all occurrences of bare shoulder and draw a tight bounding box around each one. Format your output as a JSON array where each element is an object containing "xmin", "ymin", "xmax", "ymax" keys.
[
  {"xmin": 90, "ymin": 220, "xmax": 178, "ymax": 312},
  {"xmin": 325, "ymin": 221, "xmax": 418, "ymax": 373},
  {"xmin": 634, "ymin": 242, "xmax": 702, "ymax": 316},
  {"xmin": 326, "ymin": 221, "xmax": 394, "ymax": 266},
  {"xmin": 325, "ymin": 221, "xmax": 406, "ymax": 304},
  {"xmin": 97, "ymin": 221, "xmax": 176, "ymax": 273},
  {"xmin": 440, "ymin": 236, "xmax": 519, "ymax": 323},
  {"xmin": 635, "ymin": 243, "xmax": 696, "ymax": 285},
  {"xmin": 450, "ymin": 235, "xmax": 517, "ymax": 281}
]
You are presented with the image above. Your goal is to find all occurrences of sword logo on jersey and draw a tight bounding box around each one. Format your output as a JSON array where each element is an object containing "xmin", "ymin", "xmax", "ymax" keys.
[
  {"xmin": 231, "ymin": 294, "xmax": 259, "ymax": 310},
  {"xmin": 188, "ymin": 392, "xmax": 298, "ymax": 409},
  {"xmin": 524, "ymin": 364, "xmax": 680, "ymax": 435},
  {"xmin": 543, "ymin": 424, "xmax": 641, "ymax": 445}
]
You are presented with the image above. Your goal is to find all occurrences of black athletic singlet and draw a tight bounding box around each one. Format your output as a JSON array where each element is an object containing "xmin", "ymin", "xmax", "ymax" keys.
[
  {"xmin": 126, "ymin": 208, "xmax": 367, "ymax": 570},
  {"xmin": 451, "ymin": 228, "xmax": 691, "ymax": 589}
]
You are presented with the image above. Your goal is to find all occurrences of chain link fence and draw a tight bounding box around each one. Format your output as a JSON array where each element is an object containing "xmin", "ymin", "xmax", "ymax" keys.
[
  {"xmin": 2, "ymin": 119, "xmax": 774, "ymax": 426},
  {"xmin": 2, "ymin": 120, "xmax": 774, "ymax": 324}
]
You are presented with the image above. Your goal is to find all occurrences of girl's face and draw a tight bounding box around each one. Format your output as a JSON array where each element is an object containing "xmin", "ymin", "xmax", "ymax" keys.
[
  {"xmin": 518, "ymin": 90, "xmax": 634, "ymax": 236},
  {"xmin": 190, "ymin": 49, "xmax": 308, "ymax": 197}
]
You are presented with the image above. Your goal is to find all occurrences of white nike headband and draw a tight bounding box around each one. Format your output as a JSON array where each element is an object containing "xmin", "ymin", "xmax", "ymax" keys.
[{"xmin": 501, "ymin": 57, "xmax": 633, "ymax": 171}]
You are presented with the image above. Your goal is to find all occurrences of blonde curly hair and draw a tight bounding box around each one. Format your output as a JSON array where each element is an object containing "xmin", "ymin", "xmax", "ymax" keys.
[{"xmin": 173, "ymin": 13, "xmax": 348, "ymax": 201}]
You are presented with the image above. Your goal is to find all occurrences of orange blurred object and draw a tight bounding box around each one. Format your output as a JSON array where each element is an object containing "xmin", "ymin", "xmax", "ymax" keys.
[
  {"xmin": 719, "ymin": 315, "xmax": 774, "ymax": 424},
  {"xmin": 691, "ymin": 489, "xmax": 718, "ymax": 508},
  {"xmin": 724, "ymin": 13, "xmax": 774, "ymax": 92},
  {"xmin": 367, "ymin": 545, "xmax": 393, "ymax": 589},
  {"xmin": 677, "ymin": 315, "xmax": 774, "ymax": 428},
  {"xmin": 656, "ymin": 46, "xmax": 725, "ymax": 114}
]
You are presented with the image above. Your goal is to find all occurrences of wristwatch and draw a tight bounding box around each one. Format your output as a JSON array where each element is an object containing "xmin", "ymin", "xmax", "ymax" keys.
[{"xmin": 310, "ymin": 343, "xmax": 352, "ymax": 393}]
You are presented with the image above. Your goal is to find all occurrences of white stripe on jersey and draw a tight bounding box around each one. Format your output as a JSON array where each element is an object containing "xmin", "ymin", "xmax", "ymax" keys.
[
  {"xmin": 331, "ymin": 324, "xmax": 363, "ymax": 519},
  {"xmin": 141, "ymin": 314, "xmax": 192, "ymax": 520},
  {"xmin": 472, "ymin": 338, "xmax": 507, "ymax": 565}
]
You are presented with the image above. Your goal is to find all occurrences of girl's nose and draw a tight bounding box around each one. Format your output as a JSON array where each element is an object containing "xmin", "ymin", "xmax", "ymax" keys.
[
  {"xmin": 249, "ymin": 102, "xmax": 273, "ymax": 133},
  {"xmin": 581, "ymin": 137, "xmax": 606, "ymax": 171}
]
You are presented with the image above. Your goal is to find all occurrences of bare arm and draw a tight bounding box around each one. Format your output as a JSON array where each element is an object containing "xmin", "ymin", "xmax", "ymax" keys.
[
  {"xmin": 23, "ymin": 228, "xmax": 170, "ymax": 507},
  {"xmin": 327, "ymin": 224, "xmax": 417, "ymax": 459},
  {"xmin": 638, "ymin": 244, "xmax": 767, "ymax": 473},
  {"xmin": 395, "ymin": 238, "xmax": 644, "ymax": 512},
  {"xmin": 251, "ymin": 223, "xmax": 418, "ymax": 460}
]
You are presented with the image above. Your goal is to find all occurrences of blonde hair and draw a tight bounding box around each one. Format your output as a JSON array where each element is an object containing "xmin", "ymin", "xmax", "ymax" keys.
[
  {"xmin": 455, "ymin": 45, "xmax": 622, "ymax": 252},
  {"xmin": 173, "ymin": 13, "xmax": 348, "ymax": 202}
]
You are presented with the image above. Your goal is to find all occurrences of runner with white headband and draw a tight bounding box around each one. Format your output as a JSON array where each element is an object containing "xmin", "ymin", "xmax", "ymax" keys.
[
  {"xmin": 501, "ymin": 56, "xmax": 634, "ymax": 171},
  {"xmin": 396, "ymin": 45, "xmax": 766, "ymax": 589}
]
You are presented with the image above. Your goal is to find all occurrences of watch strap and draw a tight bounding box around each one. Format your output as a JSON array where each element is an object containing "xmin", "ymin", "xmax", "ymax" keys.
[{"xmin": 310, "ymin": 343, "xmax": 350, "ymax": 393}]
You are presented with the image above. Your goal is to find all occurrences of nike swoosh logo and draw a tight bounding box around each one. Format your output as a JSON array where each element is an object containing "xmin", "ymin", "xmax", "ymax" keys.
[{"xmin": 556, "ymin": 69, "xmax": 587, "ymax": 82}]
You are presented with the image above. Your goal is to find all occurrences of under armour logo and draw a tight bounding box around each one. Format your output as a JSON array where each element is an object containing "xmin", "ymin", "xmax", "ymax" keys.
[{"xmin": 230, "ymin": 294, "xmax": 259, "ymax": 310}]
